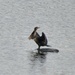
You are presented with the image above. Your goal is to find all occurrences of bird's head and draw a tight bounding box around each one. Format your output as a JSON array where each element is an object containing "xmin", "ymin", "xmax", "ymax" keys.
[{"xmin": 34, "ymin": 27, "xmax": 40, "ymax": 31}]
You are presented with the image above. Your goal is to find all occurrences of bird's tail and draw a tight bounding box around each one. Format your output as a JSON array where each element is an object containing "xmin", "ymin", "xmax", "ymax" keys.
[{"xmin": 46, "ymin": 45, "xmax": 51, "ymax": 47}]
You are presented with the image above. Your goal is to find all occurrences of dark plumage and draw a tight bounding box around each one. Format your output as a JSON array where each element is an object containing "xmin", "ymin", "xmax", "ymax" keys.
[{"xmin": 28, "ymin": 27, "xmax": 50, "ymax": 53}]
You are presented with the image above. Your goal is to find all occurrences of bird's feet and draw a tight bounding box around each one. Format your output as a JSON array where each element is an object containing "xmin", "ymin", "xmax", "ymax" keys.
[{"xmin": 37, "ymin": 47, "xmax": 40, "ymax": 50}]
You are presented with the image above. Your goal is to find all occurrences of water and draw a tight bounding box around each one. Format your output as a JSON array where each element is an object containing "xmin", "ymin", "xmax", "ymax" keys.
[{"xmin": 0, "ymin": 0, "xmax": 75, "ymax": 75}]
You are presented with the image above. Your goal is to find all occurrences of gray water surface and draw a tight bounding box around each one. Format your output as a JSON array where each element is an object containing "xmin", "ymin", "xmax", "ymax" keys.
[{"xmin": 0, "ymin": 0, "xmax": 75, "ymax": 75}]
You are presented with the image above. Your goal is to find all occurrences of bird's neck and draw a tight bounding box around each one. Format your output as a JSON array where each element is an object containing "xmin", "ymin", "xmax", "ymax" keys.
[{"xmin": 34, "ymin": 29, "xmax": 37, "ymax": 32}]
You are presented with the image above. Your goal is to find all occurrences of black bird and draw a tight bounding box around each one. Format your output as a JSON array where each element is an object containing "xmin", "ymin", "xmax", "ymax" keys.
[{"xmin": 28, "ymin": 27, "xmax": 50, "ymax": 53}]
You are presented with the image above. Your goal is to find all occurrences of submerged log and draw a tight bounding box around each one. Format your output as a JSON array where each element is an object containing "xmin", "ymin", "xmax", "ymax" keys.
[{"xmin": 38, "ymin": 48, "xmax": 59, "ymax": 53}]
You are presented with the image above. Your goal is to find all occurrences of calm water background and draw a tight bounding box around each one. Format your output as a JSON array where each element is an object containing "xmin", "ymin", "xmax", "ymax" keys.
[{"xmin": 0, "ymin": 0, "xmax": 75, "ymax": 75}]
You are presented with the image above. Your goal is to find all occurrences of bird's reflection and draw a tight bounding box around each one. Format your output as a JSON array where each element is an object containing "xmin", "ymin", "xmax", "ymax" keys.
[
  {"xmin": 29, "ymin": 51, "xmax": 47, "ymax": 63},
  {"xmin": 28, "ymin": 50, "xmax": 47, "ymax": 75}
]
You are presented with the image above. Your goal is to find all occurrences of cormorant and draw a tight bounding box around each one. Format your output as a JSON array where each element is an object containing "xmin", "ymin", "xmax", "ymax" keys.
[{"xmin": 28, "ymin": 27, "xmax": 50, "ymax": 53}]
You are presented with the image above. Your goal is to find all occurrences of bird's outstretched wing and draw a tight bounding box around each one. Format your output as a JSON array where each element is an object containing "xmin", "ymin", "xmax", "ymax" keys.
[{"xmin": 40, "ymin": 32, "xmax": 48, "ymax": 45}]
